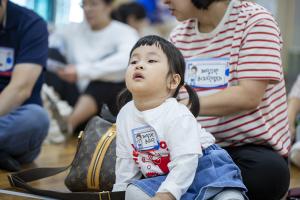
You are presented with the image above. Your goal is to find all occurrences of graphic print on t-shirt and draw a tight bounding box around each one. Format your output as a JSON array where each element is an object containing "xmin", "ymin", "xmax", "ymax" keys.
[{"xmin": 131, "ymin": 125, "xmax": 170, "ymax": 177}]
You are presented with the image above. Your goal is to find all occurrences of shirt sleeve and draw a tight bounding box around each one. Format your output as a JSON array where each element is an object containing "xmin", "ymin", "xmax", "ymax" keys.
[
  {"xmin": 237, "ymin": 17, "xmax": 283, "ymax": 82},
  {"xmin": 289, "ymin": 75, "xmax": 300, "ymax": 99},
  {"xmin": 16, "ymin": 18, "xmax": 48, "ymax": 67},
  {"xmin": 115, "ymin": 114, "xmax": 132, "ymax": 158},
  {"xmin": 48, "ymin": 26, "xmax": 68, "ymax": 56},
  {"xmin": 165, "ymin": 115, "xmax": 203, "ymax": 159},
  {"xmin": 76, "ymin": 29, "xmax": 139, "ymax": 81},
  {"xmin": 157, "ymin": 154, "xmax": 199, "ymax": 200}
]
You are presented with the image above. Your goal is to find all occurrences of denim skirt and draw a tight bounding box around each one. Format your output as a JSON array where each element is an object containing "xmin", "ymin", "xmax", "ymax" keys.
[{"xmin": 131, "ymin": 144, "xmax": 248, "ymax": 200}]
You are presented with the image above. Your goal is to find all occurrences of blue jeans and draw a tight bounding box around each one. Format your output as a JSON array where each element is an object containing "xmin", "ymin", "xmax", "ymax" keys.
[{"xmin": 0, "ymin": 104, "xmax": 49, "ymax": 164}]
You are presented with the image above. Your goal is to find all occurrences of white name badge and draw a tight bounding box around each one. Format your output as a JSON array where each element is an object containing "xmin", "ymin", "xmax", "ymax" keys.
[
  {"xmin": 0, "ymin": 47, "xmax": 14, "ymax": 72},
  {"xmin": 132, "ymin": 125, "xmax": 160, "ymax": 151},
  {"xmin": 185, "ymin": 58, "xmax": 230, "ymax": 89}
]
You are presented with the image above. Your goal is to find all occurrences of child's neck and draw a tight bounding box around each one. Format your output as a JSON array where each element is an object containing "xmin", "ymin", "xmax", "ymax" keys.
[{"xmin": 133, "ymin": 94, "xmax": 169, "ymax": 112}]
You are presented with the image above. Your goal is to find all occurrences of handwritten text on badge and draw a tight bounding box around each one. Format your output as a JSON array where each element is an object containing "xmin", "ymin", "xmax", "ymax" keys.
[
  {"xmin": 132, "ymin": 125, "xmax": 160, "ymax": 151},
  {"xmin": 186, "ymin": 58, "xmax": 230, "ymax": 89}
]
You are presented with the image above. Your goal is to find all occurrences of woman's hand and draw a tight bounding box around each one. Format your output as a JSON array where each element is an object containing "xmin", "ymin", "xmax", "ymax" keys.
[
  {"xmin": 150, "ymin": 192, "xmax": 175, "ymax": 200},
  {"xmin": 57, "ymin": 65, "xmax": 78, "ymax": 83}
]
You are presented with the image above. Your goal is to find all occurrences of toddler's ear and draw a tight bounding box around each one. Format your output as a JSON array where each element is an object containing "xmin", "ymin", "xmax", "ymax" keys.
[{"xmin": 168, "ymin": 74, "xmax": 181, "ymax": 90}]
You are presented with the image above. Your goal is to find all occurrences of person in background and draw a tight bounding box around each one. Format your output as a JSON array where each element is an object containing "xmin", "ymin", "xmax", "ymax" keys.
[
  {"xmin": 0, "ymin": 0, "xmax": 49, "ymax": 171},
  {"xmin": 162, "ymin": 0, "xmax": 290, "ymax": 199},
  {"xmin": 111, "ymin": 2, "xmax": 147, "ymax": 35},
  {"xmin": 113, "ymin": 35, "xmax": 247, "ymax": 200},
  {"xmin": 288, "ymin": 74, "xmax": 300, "ymax": 168},
  {"xmin": 46, "ymin": 0, "xmax": 139, "ymax": 134}
]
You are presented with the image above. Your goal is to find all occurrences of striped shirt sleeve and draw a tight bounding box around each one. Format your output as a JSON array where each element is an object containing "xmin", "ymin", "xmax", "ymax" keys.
[{"xmin": 237, "ymin": 17, "xmax": 283, "ymax": 82}]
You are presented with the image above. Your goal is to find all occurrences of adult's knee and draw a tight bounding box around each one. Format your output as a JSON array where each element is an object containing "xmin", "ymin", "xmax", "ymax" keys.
[
  {"xmin": 241, "ymin": 148, "xmax": 289, "ymax": 200},
  {"xmin": 24, "ymin": 104, "xmax": 49, "ymax": 140},
  {"xmin": 0, "ymin": 105, "xmax": 48, "ymax": 143}
]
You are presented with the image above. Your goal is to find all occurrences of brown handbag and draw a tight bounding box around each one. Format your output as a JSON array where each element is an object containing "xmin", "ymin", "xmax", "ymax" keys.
[{"xmin": 7, "ymin": 116, "xmax": 125, "ymax": 200}]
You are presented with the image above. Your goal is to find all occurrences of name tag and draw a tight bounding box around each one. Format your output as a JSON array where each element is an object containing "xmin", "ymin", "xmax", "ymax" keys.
[
  {"xmin": 0, "ymin": 47, "xmax": 14, "ymax": 72},
  {"xmin": 185, "ymin": 58, "xmax": 230, "ymax": 89},
  {"xmin": 132, "ymin": 125, "xmax": 160, "ymax": 151}
]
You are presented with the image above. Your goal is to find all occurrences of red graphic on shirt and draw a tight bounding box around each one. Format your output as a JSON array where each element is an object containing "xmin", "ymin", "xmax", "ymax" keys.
[
  {"xmin": 132, "ymin": 141, "xmax": 170, "ymax": 177},
  {"xmin": 146, "ymin": 172, "xmax": 160, "ymax": 177}
]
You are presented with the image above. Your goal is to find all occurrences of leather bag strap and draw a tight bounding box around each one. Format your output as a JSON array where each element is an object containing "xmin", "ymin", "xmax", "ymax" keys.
[{"xmin": 8, "ymin": 167, "xmax": 125, "ymax": 200}]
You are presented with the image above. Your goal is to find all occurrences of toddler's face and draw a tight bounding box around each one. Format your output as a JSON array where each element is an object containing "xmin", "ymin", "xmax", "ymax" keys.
[{"xmin": 126, "ymin": 45, "xmax": 170, "ymax": 98}]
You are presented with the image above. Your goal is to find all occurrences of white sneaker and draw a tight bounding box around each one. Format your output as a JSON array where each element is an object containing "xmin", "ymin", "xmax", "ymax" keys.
[
  {"xmin": 44, "ymin": 119, "xmax": 66, "ymax": 144},
  {"xmin": 290, "ymin": 141, "xmax": 300, "ymax": 168},
  {"xmin": 42, "ymin": 84, "xmax": 73, "ymax": 134}
]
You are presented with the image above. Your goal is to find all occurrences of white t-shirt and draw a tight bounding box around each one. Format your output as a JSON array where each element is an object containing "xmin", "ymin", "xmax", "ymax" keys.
[
  {"xmin": 49, "ymin": 20, "xmax": 139, "ymax": 91},
  {"xmin": 170, "ymin": 0, "xmax": 290, "ymax": 156},
  {"xmin": 113, "ymin": 98, "xmax": 215, "ymax": 199}
]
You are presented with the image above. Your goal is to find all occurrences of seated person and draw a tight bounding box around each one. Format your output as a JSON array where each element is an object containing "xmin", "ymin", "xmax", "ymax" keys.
[
  {"xmin": 163, "ymin": 0, "xmax": 290, "ymax": 199},
  {"xmin": 46, "ymin": 0, "xmax": 139, "ymax": 133},
  {"xmin": 111, "ymin": 2, "xmax": 147, "ymax": 35},
  {"xmin": 0, "ymin": 0, "xmax": 49, "ymax": 171}
]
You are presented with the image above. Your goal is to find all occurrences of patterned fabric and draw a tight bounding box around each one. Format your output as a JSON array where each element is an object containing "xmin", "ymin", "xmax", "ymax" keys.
[{"xmin": 65, "ymin": 116, "xmax": 116, "ymax": 192}]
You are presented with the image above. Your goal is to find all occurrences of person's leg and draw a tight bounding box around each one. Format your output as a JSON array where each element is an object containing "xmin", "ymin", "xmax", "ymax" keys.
[
  {"xmin": 67, "ymin": 81, "xmax": 125, "ymax": 133},
  {"xmin": 0, "ymin": 104, "xmax": 49, "ymax": 170},
  {"xmin": 45, "ymin": 71, "xmax": 80, "ymax": 106},
  {"xmin": 86, "ymin": 81, "xmax": 125, "ymax": 117},
  {"xmin": 67, "ymin": 94, "xmax": 99, "ymax": 133},
  {"xmin": 105, "ymin": 83, "xmax": 126, "ymax": 116},
  {"xmin": 212, "ymin": 189, "xmax": 244, "ymax": 200},
  {"xmin": 125, "ymin": 184, "xmax": 151, "ymax": 200},
  {"xmin": 224, "ymin": 145, "xmax": 290, "ymax": 200}
]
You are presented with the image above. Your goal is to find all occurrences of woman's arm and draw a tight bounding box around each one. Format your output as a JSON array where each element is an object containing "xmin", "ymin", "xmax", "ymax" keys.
[{"xmin": 199, "ymin": 79, "xmax": 268, "ymax": 116}]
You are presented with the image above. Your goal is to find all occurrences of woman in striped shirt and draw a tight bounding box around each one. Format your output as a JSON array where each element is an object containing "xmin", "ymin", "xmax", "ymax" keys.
[{"xmin": 162, "ymin": 0, "xmax": 290, "ymax": 199}]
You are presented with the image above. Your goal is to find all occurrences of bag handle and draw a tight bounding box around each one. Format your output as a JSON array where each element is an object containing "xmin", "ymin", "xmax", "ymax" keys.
[{"xmin": 7, "ymin": 132, "xmax": 125, "ymax": 200}]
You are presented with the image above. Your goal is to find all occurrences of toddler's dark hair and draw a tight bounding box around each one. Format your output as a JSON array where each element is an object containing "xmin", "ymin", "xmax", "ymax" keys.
[{"xmin": 118, "ymin": 35, "xmax": 200, "ymax": 117}]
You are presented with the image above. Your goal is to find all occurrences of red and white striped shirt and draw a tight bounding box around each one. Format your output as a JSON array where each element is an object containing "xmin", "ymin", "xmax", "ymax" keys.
[{"xmin": 170, "ymin": 0, "xmax": 290, "ymax": 156}]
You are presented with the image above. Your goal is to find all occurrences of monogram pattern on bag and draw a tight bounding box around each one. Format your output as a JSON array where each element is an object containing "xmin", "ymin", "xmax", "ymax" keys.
[{"xmin": 65, "ymin": 117, "xmax": 116, "ymax": 192}]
